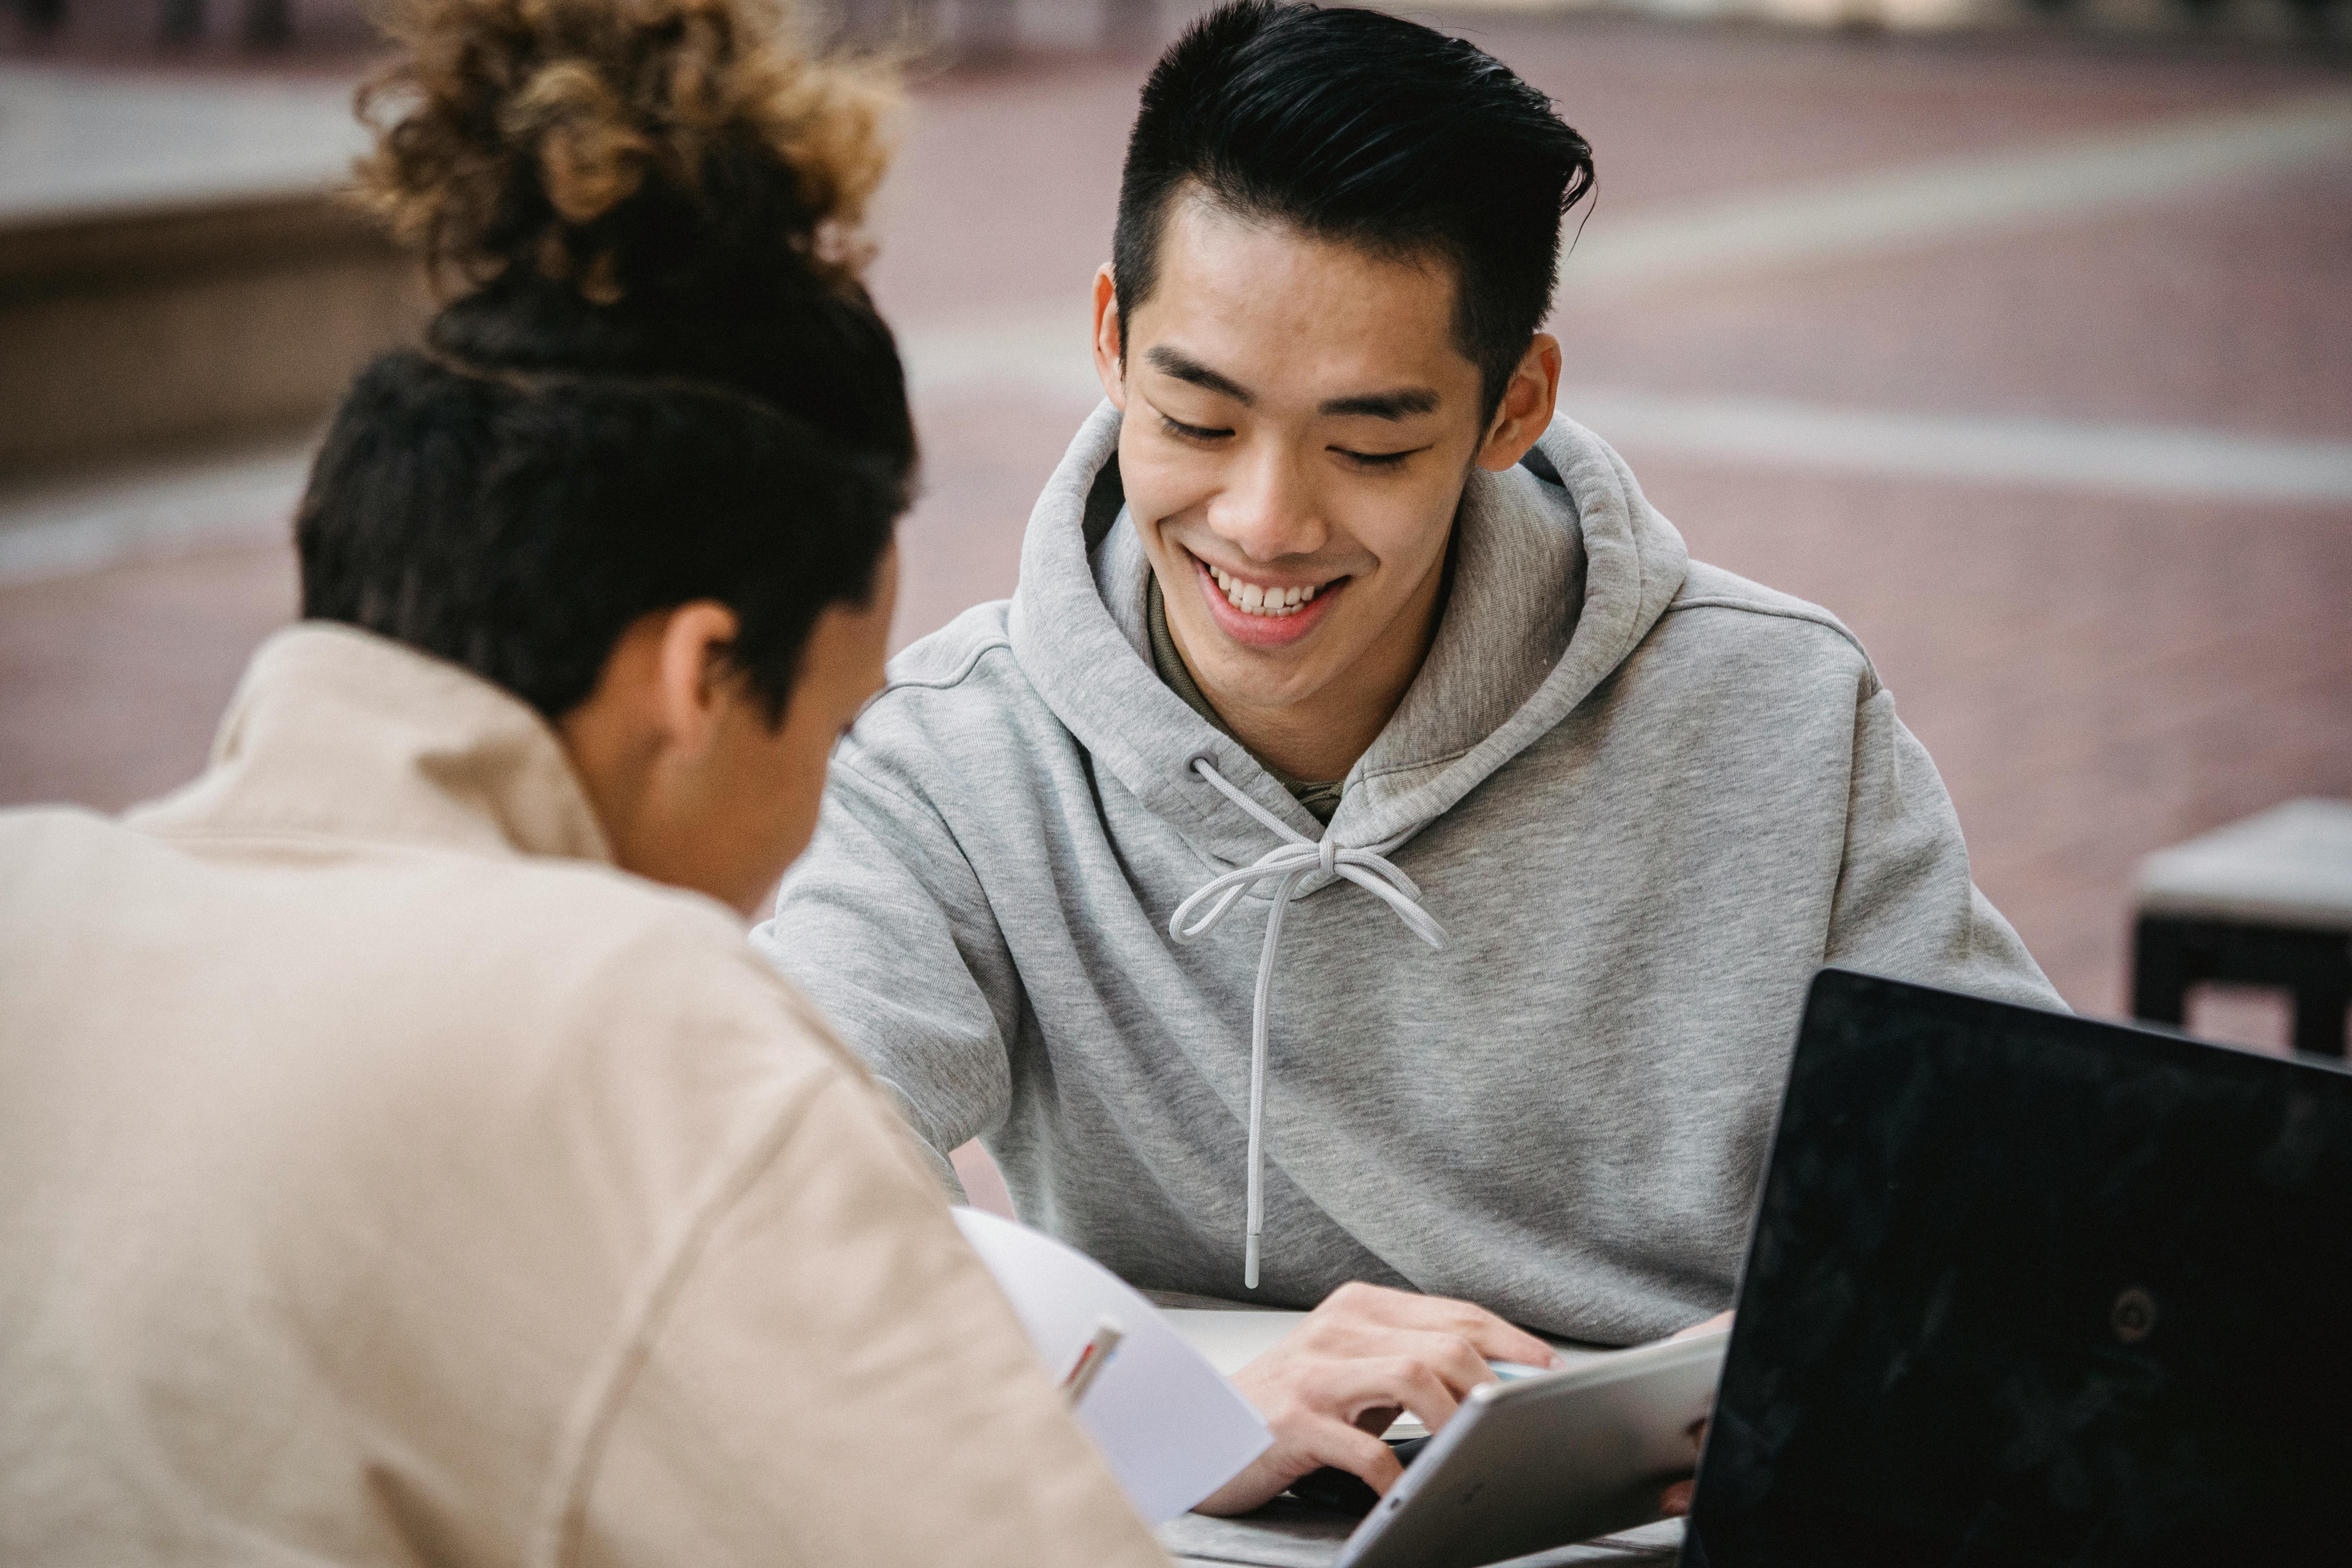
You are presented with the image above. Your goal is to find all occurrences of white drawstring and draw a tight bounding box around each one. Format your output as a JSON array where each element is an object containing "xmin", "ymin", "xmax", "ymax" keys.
[{"xmin": 1168, "ymin": 757, "xmax": 1449, "ymax": 1289}]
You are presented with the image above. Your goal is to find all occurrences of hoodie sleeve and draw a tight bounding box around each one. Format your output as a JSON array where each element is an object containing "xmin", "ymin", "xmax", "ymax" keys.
[
  {"xmin": 1822, "ymin": 683, "xmax": 2065, "ymax": 1011},
  {"xmin": 752, "ymin": 756, "xmax": 1023, "ymax": 1192},
  {"xmin": 1816, "ymin": 691, "xmax": 2060, "ymax": 1011}
]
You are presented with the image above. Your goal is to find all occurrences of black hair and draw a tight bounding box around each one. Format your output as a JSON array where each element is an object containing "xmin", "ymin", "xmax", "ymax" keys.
[
  {"xmin": 297, "ymin": 0, "xmax": 912, "ymax": 723},
  {"xmin": 1112, "ymin": 1, "xmax": 1595, "ymax": 417},
  {"xmin": 298, "ymin": 274, "xmax": 912, "ymax": 722}
]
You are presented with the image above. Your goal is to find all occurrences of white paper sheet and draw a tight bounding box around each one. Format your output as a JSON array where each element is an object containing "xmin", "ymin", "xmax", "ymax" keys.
[
  {"xmin": 952, "ymin": 1209, "xmax": 1272, "ymax": 1522},
  {"xmin": 1161, "ymin": 1307, "xmax": 1304, "ymax": 1377}
]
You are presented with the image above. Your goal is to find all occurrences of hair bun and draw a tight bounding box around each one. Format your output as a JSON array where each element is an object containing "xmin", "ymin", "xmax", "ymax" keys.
[{"xmin": 356, "ymin": 0, "xmax": 897, "ymax": 306}]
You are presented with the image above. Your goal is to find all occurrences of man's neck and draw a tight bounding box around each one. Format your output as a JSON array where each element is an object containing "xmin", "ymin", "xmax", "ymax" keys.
[{"xmin": 1170, "ymin": 540, "xmax": 1453, "ymax": 786}]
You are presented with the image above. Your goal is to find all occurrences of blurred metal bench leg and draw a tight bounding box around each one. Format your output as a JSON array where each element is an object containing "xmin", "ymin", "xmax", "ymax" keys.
[
  {"xmin": 2129, "ymin": 914, "xmax": 2194, "ymax": 1031},
  {"xmin": 2134, "ymin": 915, "xmax": 2351, "ymax": 1058},
  {"xmin": 2132, "ymin": 801, "xmax": 2352, "ymax": 1060},
  {"xmin": 243, "ymin": 0, "xmax": 292, "ymax": 47},
  {"xmin": 160, "ymin": 0, "xmax": 205, "ymax": 43}
]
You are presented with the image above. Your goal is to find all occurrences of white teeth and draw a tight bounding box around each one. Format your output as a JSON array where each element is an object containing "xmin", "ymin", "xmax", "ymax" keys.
[{"xmin": 1203, "ymin": 559, "xmax": 1325, "ymax": 617}]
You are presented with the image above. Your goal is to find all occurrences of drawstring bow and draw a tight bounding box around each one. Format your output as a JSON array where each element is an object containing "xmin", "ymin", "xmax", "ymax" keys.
[{"xmin": 1168, "ymin": 757, "xmax": 1449, "ymax": 1289}]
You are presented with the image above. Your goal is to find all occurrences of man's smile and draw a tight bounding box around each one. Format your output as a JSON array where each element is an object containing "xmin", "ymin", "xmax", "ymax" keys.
[{"xmin": 1187, "ymin": 547, "xmax": 1348, "ymax": 648}]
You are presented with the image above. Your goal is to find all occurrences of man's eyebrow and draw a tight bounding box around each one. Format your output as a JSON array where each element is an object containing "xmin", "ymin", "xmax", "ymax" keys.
[
  {"xmin": 1319, "ymin": 387, "xmax": 1442, "ymax": 421},
  {"xmin": 1145, "ymin": 346, "xmax": 1254, "ymax": 406}
]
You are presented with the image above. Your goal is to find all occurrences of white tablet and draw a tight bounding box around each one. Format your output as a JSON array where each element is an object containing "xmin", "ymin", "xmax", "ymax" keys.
[{"xmin": 1334, "ymin": 1327, "xmax": 1729, "ymax": 1568}]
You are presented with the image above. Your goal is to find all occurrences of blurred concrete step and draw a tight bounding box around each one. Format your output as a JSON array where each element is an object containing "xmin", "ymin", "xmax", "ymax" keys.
[
  {"xmin": 0, "ymin": 66, "xmax": 424, "ymax": 480},
  {"xmin": 0, "ymin": 426, "xmax": 313, "ymax": 585}
]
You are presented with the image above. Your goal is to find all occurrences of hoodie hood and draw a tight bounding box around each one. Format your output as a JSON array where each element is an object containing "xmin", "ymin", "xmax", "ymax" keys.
[
  {"xmin": 1007, "ymin": 401, "xmax": 1691, "ymax": 864},
  {"xmin": 768, "ymin": 398, "xmax": 2054, "ymax": 1326},
  {"xmin": 1005, "ymin": 402, "xmax": 1693, "ymax": 1287}
]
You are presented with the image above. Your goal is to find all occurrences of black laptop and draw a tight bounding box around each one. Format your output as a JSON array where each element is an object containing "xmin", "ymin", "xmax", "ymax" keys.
[{"xmin": 1684, "ymin": 969, "xmax": 2352, "ymax": 1568}]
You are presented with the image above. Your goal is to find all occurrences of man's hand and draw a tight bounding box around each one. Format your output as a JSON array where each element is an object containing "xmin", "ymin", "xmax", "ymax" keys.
[
  {"xmin": 1657, "ymin": 1310, "xmax": 1734, "ymax": 1518},
  {"xmin": 1192, "ymin": 1281, "xmax": 1562, "ymax": 1517}
]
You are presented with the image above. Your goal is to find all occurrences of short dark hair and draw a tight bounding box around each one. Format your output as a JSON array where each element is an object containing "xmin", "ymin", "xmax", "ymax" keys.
[
  {"xmin": 1112, "ymin": 1, "xmax": 1595, "ymax": 417},
  {"xmin": 299, "ymin": 0, "xmax": 913, "ymax": 723},
  {"xmin": 298, "ymin": 338, "xmax": 906, "ymax": 723}
]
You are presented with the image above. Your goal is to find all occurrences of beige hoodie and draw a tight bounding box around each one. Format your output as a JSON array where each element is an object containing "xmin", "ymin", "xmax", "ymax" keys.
[{"xmin": 0, "ymin": 623, "xmax": 1167, "ymax": 1568}]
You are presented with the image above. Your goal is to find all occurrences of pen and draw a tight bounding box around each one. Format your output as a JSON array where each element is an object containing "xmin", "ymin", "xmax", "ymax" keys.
[{"xmin": 1060, "ymin": 1317, "xmax": 1125, "ymax": 1408}]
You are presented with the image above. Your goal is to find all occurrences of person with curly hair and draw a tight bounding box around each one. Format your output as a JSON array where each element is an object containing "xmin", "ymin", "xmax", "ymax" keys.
[{"xmin": 0, "ymin": 1, "xmax": 1168, "ymax": 1563}]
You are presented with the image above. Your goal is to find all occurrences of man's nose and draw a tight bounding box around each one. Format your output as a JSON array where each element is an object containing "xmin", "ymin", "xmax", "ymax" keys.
[{"xmin": 1207, "ymin": 442, "xmax": 1326, "ymax": 564}]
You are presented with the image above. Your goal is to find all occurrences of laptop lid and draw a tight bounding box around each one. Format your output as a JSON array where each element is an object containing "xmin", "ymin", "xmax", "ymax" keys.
[{"xmin": 1686, "ymin": 969, "xmax": 2352, "ymax": 1568}]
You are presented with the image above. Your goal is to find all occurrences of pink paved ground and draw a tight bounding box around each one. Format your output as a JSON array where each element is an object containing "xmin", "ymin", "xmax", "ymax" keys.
[{"xmin": 4, "ymin": 16, "xmax": 2348, "ymax": 1049}]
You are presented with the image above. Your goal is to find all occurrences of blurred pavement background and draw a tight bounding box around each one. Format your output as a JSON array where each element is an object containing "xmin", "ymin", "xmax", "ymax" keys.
[{"xmin": 4, "ymin": 2, "xmax": 2348, "ymax": 1075}]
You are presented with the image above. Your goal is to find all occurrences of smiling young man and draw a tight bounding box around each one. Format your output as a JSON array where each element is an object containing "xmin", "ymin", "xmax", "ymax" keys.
[{"xmin": 757, "ymin": 0, "xmax": 2059, "ymax": 1512}]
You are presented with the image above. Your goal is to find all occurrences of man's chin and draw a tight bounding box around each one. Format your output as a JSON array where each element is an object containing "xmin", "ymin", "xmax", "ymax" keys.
[{"xmin": 1188, "ymin": 645, "xmax": 1347, "ymax": 722}]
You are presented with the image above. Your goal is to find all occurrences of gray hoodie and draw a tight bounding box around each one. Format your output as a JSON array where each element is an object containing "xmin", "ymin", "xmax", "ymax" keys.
[{"xmin": 755, "ymin": 403, "xmax": 2057, "ymax": 1343}]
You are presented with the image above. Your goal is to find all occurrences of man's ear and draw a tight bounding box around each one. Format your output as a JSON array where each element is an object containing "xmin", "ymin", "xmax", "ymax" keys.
[
  {"xmin": 651, "ymin": 601, "xmax": 746, "ymax": 758},
  {"xmin": 1091, "ymin": 263, "xmax": 1128, "ymax": 410},
  {"xmin": 1475, "ymin": 332, "xmax": 1562, "ymax": 472}
]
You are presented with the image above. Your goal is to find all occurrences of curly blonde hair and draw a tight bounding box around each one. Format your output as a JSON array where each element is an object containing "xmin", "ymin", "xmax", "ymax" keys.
[{"xmin": 354, "ymin": 0, "xmax": 898, "ymax": 304}]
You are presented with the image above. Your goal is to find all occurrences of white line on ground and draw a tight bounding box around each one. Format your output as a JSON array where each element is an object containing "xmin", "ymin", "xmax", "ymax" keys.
[
  {"xmin": 0, "ymin": 439, "xmax": 312, "ymax": 587},
  {"xmin": 7, "ymin": 378, "xmax": 2342, "ymax": 591},
  {"xmin": 1554, "ymin": 90, "xmax": 2352, "ymax": 297},
  {"xmin": 1560, "ymin": 388, "xmax": 2352, "ymax": 504},
  {"xmin": 898, "ymin": 328, "xmax": 2352, "ymax": 507}
]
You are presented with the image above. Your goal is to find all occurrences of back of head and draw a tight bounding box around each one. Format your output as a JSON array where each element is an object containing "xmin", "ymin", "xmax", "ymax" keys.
[
  {"xmin": 301, "ymin": 0, "xmax": 911, "ymax": 721},
  {"xmin": 1112, "ymin": 1, "xmax": 1594, "ymax": 416}
]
